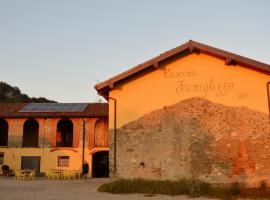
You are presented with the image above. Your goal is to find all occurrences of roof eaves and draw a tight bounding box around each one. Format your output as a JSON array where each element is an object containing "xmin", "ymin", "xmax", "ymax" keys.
[
  {"xmin": 95, "ymin": 41, "xmax": 191, "ymax": 92},
  {"xmin": 190, "ymin": 41, "xmax": 270, "ymax": 73},
  {"xmin": 95, "ymin": 40, "xmax": 270, "ymax": 96}
]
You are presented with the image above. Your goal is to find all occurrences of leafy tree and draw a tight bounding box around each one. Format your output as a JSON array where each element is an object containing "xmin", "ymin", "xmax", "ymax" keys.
[{"xmin": 0, "ymin": 81, "xmax": 56, "ymax": 103}]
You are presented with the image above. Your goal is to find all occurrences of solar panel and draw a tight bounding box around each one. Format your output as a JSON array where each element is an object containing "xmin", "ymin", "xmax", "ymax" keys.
[{"xmin": 19, "ymin": 103, "xmax": 89, "ymax": 112}]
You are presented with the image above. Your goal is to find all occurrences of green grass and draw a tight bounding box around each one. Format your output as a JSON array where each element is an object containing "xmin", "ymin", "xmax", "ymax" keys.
[{"xmin": 98, "ymin": 178, "xmax": 270, "ymax": 199}]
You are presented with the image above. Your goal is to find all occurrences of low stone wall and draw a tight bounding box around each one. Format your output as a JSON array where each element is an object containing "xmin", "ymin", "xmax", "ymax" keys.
[{"xmin": 110, "ymin": 97, "xmax": 270, "ymax": 186}]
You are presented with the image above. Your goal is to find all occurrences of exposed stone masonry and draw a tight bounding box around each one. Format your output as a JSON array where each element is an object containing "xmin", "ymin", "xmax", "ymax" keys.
[{"xmin": 110, "ymin": 97, "xmax": 270, "ymax": 186}]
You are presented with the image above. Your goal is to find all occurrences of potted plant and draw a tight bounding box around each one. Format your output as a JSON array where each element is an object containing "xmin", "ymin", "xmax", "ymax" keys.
[{"xmin": 1, "ymin": 165, "xmax": 10, "ymax": 176}]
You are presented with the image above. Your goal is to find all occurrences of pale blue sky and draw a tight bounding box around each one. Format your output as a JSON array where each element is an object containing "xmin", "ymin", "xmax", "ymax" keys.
[{"xmin": 0, "ymin": 0, "xmax": 269, "ymax": 102}]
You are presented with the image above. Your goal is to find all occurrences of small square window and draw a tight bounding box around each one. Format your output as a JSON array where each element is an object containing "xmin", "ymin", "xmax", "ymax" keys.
[
  {"xmin": 58, "ymin": 156, "xmax": 69, "ymax": 167},
  {"xmin": 0, "ymin": 153, "xmax": 4, "ymax": 165}
]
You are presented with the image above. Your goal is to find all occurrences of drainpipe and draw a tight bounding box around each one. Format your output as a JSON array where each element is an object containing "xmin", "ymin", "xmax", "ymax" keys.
[
  {"xmin": 43, "ymin": 118, "xmax": 47, "ymax": 155},
  {"xmin": 267, "ymin": 82, "xmax": 270, "ymax": 120},
  {"xmin": 100, "ymin": 94, "xmax": 117, "ymax": 174},
  {"xmin": 108, "ymin": 97, "xmax": 117, "ymax": 174},
  {"xmin": 81, "ymin": 118, "xmax": 90, "ymax": 168}
]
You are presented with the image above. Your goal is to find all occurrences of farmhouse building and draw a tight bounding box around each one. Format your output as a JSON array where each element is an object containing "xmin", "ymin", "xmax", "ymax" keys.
[
  {"xmin": 0, "ymin": 103, "xmax": 109, "ymax": 177},
  {"xmin": 95, "ymin": 40, "xmax": 270, "ymax": 185}
]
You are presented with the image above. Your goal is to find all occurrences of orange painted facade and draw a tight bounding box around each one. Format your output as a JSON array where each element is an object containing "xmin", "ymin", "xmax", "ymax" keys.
[
  {"xmin": 109, "ymin": 53, "xmax": 269, "ymax": 128},
  {"xmin": 96, "ymin": 41, "xmax": 270, "ymax": 185},
  {"xmin": 0, "ymin": 116, "xmax": 108, "ymax": 177}
]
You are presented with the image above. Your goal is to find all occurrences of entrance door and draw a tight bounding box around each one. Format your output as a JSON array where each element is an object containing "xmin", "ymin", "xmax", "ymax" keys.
[
  {"xmin": 21, "ymin": 156, "xmax": 41, "ymax": 173},
  {"xmin": 92, "ymin": 151, "xmax": 109, "ymax": 178}
]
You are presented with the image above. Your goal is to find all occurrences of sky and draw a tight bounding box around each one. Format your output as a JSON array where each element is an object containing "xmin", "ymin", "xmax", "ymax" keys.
[{"xmin": 0, "ymin": 0, "xmax": 269, "ymax": 103}]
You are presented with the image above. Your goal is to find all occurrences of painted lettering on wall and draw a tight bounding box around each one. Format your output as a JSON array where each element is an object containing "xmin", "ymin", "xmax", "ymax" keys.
[
  {"xmin": 237, "ymin": 93, "xmax": 249, "ymax": 100},
  {"xmin": 163, "ymin": 68, "xmax": 253, "ymax": 99},
  {"xmin": 164, "ymin": 69, "xmax": 198, "ymax": 78},
  {"xmin": 176, "ymin": 79, "xmax": 234, "ymax": 97}
]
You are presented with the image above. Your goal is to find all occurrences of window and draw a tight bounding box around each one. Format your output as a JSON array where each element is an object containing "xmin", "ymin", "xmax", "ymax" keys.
[
  {"xmin": 0, "ymin": 119, "xmax": 8, "ymax": 146},
  {"xmin": 0, "ymin": 153, "xmax": 4, "ymax": 165},
  {"xmin": 58, "ymin": 156, "xmax": 69, "ymax": 167},
  {"xmin": 21, "ymin": 156, "xmax": 40, "ymax": 172},
  {"xmin": 22, "ymin": 119, "xmax": 39, "ymax": 147},
  {"xmin": 94, "ymin": 118, "xmax": 108, "ymax": 147},
  {"xmin": 56, "ymin": 119, "xmax": 73, "ymax": 147}
]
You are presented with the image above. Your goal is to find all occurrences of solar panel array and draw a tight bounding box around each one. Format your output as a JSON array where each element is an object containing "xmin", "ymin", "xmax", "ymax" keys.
[{"xmin": 19, "ymin": 103, "xmax": 89, "ymax": 112}]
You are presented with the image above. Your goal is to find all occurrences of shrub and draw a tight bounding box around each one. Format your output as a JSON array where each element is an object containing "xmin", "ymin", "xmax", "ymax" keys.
[
  {"xmin": 1, "ymin": 165, "xmax": 10, "ymax": 176},
  {"xmin": 98, "ymin": 178, "xmax": 270, "ymax": 199},
  {"xmin": 98, "ymin": 178, "xmax": 210, "ymax": 196},
  {"xmin": 230, "ymin": 182, "xmax": 241, "ymax": 196}
]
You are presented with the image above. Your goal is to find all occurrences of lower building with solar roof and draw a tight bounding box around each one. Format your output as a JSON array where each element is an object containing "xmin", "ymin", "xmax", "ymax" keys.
[{"xmin": 0, "ymin": 103, "xmax": 109, "ymax": 178}]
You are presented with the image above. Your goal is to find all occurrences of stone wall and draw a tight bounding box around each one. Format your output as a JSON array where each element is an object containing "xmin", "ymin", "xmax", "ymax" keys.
[{"xmin": 110, "ymin": 97, "xmax": 270, "ymax": 186}]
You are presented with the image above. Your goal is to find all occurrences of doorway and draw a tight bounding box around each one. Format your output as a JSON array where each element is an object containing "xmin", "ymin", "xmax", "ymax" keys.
[
  {"xmin": 92, "ymin": 151, "xmax": 109, "ymax": 178},
  {"xmin": 21, "ymin": 156, "xmax": 41, "ymax": 173}
]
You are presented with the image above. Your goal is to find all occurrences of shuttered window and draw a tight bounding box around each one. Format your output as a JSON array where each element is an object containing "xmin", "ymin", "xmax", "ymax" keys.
[{"xmin": 94, "ymin": 119, "xmax": 108, "ymax": 147}]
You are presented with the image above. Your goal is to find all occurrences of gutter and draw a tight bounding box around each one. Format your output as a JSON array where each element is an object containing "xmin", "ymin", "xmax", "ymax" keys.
[
  {"xmin": 267, "ymin": 82, "xmax": 270, "ymax": 120},
  {"xmin": 100, "ymin": 95, "xmax": 117, "ymax": 174},
  {"xmin": 108, "ymin": 97, "xmax": 117, "ymax": 174},
  {"xmin": 81, "ymin": 118, "xmax": 90, "ymax": 168}
]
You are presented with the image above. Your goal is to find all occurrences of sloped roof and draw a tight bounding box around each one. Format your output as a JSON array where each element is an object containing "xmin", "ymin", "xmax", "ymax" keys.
[
  {"xmin": 0, "ymin": 103, "xmax": 108, "ymax": 118},
  {"xmin": 95, "ymin": 40, "xmax": 270, "ymax": 98}
]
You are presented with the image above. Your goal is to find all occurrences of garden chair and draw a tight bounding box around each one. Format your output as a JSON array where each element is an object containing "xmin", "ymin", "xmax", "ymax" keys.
[
  {"xmin": 73, "ymin": 170, "xmax": 82, "ymax": 179},
  {"xmin": 47, "ymin": 169, "xmax": 62, "ymax": 180},
  {"xmin": 62, "ymin": 170, "xmax": 75, "ymax": 180},
  {"xmin": 47, "ymin": 171, "xmax": 58, "ymax": 180},
  {"xmin": 27, "ymin": 170, "xmax": 36, "ymax": 181},
  {"xmin": 14, "ymin": 170, "xmax": 25, "ymax": 180}
]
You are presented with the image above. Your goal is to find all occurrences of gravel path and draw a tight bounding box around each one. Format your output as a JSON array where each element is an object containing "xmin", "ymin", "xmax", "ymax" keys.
[{"xmin": 0, "ymin": 178, "xmax": 213, "ymax": 200}]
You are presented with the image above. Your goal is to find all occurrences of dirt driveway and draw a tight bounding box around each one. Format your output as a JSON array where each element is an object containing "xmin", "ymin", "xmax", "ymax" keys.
[{"xmin": 0, "ymin": 178, "xmax": 212, "ymax": 200}]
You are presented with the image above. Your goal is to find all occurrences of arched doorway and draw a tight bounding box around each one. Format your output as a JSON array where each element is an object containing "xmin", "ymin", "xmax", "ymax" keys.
[
  {"xmin": 0, "ymin": 119, "xmax": 8, "ymax": 146},
  {"xmin": 56, "ymin": 118, "xmax": 73, "ymax": 147},
  {"xmin": 22, "ymin": 119, "xmax": 39, "ymax": 147},
  {"xmin": 92, "ymin": 151, "xmax": 109, "ymax": 178}
]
